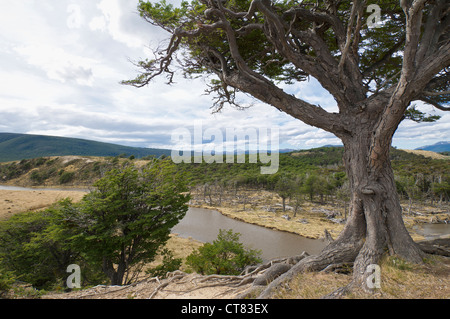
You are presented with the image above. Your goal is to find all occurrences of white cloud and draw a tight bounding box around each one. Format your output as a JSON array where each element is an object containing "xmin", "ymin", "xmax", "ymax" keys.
[
  {"xmin": 0, "ymin": 0, "xmax": 447, "ymax": 153},
  {"xmin": 89, "ymin": 15, "xmax": 108, "ymax": 32},
  {"xmin": 14, "ymin": 44, "xmax": 96, "ymax": 86},
  {"xmin": 90, "ymin": 0, "xmax": 145, "ymax": 48},
  {"xmin": 67, "ymin": 4, "xmax": 85, "ymax": 29}
]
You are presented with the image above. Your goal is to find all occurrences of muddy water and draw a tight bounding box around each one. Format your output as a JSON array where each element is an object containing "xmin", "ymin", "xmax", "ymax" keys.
[
  {"xmin": 3, "ymin": 185, "xmax": 448, "ymax": 259},
  {"xmin": 172, "ymin": 207, "xmax": 326, "ymax": 261},
  {"xmin": 1, "ymin": 186, "xmax": 326, "ymax": 260},
  {"xmin": 414, "ymin": 223, "xmax": 450, "ymax": 239}
]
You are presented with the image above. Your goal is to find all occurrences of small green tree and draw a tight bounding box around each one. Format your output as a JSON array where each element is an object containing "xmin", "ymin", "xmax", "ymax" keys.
[
  {"xmin": 274, "ymin": 175, "xmax": 295, "ymax": 212},
  {"xmin": 186, "ymin": 229, "xmax": 262, "ymax": 275},
  {"xmin": 0, "ymin": 205, "xmax": 80, "ymax": 290},
  {"xmin": 70, "ymin": 159, "xmax": 190, "ymax": 285},
  {"xmin": 0, "ymin": 199, "xmax": 106, "ymax": 290},
  {"xmin": 432, "ymin": 177, "xmax": 450, "ymax": 205}
]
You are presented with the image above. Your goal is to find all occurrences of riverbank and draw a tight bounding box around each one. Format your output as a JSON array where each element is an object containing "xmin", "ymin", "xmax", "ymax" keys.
[
  {"xmin": 1, "ymin": 186, "xmax": 448, "ymax": 240},
  {"xmin": 189, "ymin": 189, "xmax": 449, "ymax": 242}
]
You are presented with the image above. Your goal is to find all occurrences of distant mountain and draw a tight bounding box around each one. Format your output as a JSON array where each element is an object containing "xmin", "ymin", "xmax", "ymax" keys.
[
  {"xmin": 415, "ymin": 141, "xmax": 450, "ymax": 153},
  {"xmin": 0, "ymin": 133, "xmax": 172, "ymax": 162}
]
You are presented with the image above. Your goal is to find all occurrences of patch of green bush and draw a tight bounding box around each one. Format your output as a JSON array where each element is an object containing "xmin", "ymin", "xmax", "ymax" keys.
[
  {"xmin": 59, "ymin": 171, "xmax": 75, "ymax": 184},
  {"xmin": 186, "ymin": 229, "xmax": 262, "ymax": 275}
]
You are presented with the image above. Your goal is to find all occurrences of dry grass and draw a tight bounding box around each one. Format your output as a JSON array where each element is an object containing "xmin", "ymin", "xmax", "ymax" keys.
[
  {"xmin": 146, "ymin": 234, "xmax": 203, "ymax": 272},
  {"xmin": 274, "ymin": 255, "xmax": 450, "ymax": 299},
  {"xmin": 0, "ymin": 189, "xmax": 87, "ymax": 220},
  {"xmin": 215, "ymin": 205, "xmax": 345, "ymax": 239},
  {"xmin": 400, "ymin": 149, "xmax": 450, "ymax": 160}
]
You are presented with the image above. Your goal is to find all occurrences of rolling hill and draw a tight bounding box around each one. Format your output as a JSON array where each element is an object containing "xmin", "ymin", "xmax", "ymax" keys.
[
  {"xmin": 416, "ymin": 141, "xmax": 450, "ymax": 153},
  {"xmin": 0, "ymin": 133, "xmax": 172, "ymax": 162}
]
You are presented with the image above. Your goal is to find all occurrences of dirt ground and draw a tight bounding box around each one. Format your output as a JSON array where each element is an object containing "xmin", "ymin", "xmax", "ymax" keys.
[{"xmin": 43, "ymin": 271, "xmax": 255, "ymax": 299}]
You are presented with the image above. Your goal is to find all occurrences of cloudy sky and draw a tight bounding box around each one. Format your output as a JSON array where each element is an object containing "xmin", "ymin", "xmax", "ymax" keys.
[{"xmin": 0, "ymin": 0, "xmax": 448, "ymax": 152}]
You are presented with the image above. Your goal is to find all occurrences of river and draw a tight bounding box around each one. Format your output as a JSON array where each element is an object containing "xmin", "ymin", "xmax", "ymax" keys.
[
  {"xmin": 1, "ymin": 185, "xmax": 448, "ymax": 260},
  {"xmin": 173, "ymin": 207, "xmax": 326, "ymax": 261},
  {"xmin": 0, "ymin": 184, "xmax": 326, "ymax": 260}
]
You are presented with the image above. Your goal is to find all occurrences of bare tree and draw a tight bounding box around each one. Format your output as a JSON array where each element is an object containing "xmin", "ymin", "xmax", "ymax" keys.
[{"xmin": 124, "ymin": 0, "xmax": 450, "ymax": 296}]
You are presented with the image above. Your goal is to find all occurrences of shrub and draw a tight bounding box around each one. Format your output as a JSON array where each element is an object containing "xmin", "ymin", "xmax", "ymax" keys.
[
  {"xmin": 0, "ymin": 207, "xmax": 82, "ymax": 290},
  {"xmin": 0, "ymin": 262, "xmax": 16, "ymax": 297},
  {"xmin": 30, "ymin": 170, "xmax": 47, "ymax": 184},
  {"xmin": 186, "ymin": 229, "xmax": 262, "ymax": 275},
  {"xmin": 59, "ymin": 171, "xmax": 75, "ymax": 184}
]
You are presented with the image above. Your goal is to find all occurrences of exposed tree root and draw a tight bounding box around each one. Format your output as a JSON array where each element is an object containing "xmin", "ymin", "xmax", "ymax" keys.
[
  {"xmin": 147, "ymin": 253, "xmax": 309, "ymax": 298},
  {"xmin": 236, "ymin": 235, "xmax": 450, "ymax": 299},
  {"xmin": 416, "ymin": 238, "xmax": 450, "ymax": 257},
  {"xmin": 65, "ymin": 237, "xmax": 449, "ymax": 300},
  {"xmin": 149, "ymin": 273, "xmax": 186, "ymax": 299}
]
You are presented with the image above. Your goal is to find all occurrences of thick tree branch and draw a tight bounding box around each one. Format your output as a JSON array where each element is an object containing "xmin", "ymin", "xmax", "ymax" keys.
[
  {"xmin": 415, "ymin": 0, "xmax": 445, "ymax": 65},
  {"xmin": 401, "ymin": 0, "xmax": 426, "ymax": 80},
  {"xmin": 283, "ymin": 7, "xmax": 346, "ymax": 47},
  {"xmin": 368, "ymin": 0, "xmax": 449, "ymax": 173},
  {"xmin": 222, "ymin": 69, "xmax": 347, "ymax": 136},
  {"xmin": 338, "ymin": 0, "xmax": 364, "ymax": 76},
  {"xmin": 419, "ymin": 96, "xmax": 450, "ymax": 111},
  {"xmin": 206, "ymin": 3, "xmax": 346, "ymax": 134},
  {"xmin": 247, "ymin": 0, "xmax": 365, "ymax": 106}
]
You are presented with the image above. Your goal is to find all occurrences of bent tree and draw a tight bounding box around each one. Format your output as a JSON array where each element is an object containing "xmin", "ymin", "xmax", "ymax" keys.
[{"xmin": 125, "ymin": 0, "xmax": 450, "ymax": 296}]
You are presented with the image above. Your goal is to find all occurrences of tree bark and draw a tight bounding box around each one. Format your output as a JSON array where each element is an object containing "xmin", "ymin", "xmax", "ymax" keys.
[
  {"xmin": 258, "ymin": 109, "xmax": 426, "ymax": 298},
  {"xmin": 339, "ymin": 116, "xmax": 424, "ymax": 288}
]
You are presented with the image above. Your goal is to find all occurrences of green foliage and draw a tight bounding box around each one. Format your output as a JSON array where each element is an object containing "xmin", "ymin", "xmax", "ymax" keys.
[
  {"xmin": 404, "ymin": 106, "xmax": 441, "ymax": 123},
  {"xmin": 0, "ymin": 260, "xmax": 16, "ymax": 296},
  {"xmin": 59, "ymin": 171, "xmax": 75, "ymax": 184},
  {"xmin": 0, "ymin": 203, "xmax": 90, "ymax": 290},
  {"xmin": 30, "ymin": 170, "xmax": 47, "ymax": 184},
  {"xmin": 0, "ymin": 158, "xmax": 191, "ymax": 288},
  {"xmin": 69, "ymin": 159, "xmax": 190, "ymax": 285},
  {"xmin": 146, "ymin": 249, "xmax": 182, "ymax": 279},
  {"xmin": 186, "ymin": 229, "xmax": 262, "ymax": 275}
]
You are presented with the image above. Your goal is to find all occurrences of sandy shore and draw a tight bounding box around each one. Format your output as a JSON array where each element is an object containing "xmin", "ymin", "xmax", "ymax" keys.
[{"xmin": 0, "ymin": 189, "xmax": 87, "ymax": 220}]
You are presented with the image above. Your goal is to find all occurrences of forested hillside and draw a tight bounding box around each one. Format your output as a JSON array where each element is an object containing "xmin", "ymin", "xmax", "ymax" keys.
[
  {"xmin": 0, "ymin": 133, "xmax": 171, "ymax": 162},
  {"xmin": 1, "ymin": 146, "xmax": 448, "ymax": 206}
]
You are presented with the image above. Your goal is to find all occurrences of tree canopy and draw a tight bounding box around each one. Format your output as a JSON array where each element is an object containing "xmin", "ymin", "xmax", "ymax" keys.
[
  {"xmin": 124, "ymin": 0, "xmax": 449, "ymax": 297},
  {"xmin": 125, "ymin": 0, "xmax": 449, "ymax": 118}
]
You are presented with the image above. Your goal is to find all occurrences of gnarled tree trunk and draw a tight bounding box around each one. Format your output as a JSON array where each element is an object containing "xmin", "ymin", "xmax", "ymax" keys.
[
  {"xmin": 341, "ymin": 126, "xmax": 424, "ymax": 288},
  {"xmin": 257, "ymin": 103, "xmax": 427, "ymax": 298}
]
